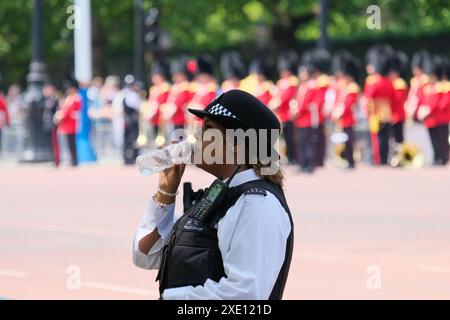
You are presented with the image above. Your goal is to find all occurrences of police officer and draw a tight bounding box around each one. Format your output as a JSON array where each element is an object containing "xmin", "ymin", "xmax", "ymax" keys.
[{"xmin": 133, "ymin": 89, "xmax": 294, "ymax": 300}]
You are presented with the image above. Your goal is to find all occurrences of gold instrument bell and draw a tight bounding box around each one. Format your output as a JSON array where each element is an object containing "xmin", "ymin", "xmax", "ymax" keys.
[
  {"xmin": 390, "ymin": 142, "xmax": 425, "ymax": 169},
  {"xmin": 330, "ymin": 129, "xmax": 349, "ymax": 167}
]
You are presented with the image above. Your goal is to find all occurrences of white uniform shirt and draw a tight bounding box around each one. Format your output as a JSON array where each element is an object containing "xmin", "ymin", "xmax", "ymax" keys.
[{"xmin": 132, "ymin": 169, "xmax": 291, "ymax": 300}]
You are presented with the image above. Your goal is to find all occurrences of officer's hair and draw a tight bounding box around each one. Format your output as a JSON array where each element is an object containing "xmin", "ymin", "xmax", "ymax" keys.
[{"xmin": 251, "ymin": 161, "xmax": 284, "ymax": 189}]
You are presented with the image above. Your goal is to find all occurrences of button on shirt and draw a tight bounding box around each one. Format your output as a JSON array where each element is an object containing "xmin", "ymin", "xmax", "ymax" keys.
[{"xmin": 132, "ymin": 169, "xmax": 291, "ymax": 300}]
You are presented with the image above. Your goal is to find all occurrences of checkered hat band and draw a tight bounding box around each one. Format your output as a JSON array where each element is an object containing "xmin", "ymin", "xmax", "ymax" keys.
[{"xmin": 207, "ymin": 103, "xmax": 237, "ymax": 119}]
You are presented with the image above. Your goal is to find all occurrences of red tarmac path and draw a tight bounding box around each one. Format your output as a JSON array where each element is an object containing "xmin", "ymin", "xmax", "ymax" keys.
[{"xmin": 1, "ymin": 163, "xmax": 449, "ymax": 299}]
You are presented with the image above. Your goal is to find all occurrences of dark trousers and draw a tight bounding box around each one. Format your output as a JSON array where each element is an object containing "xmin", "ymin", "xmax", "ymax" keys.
[
  {"xmin": 438, "ymin": 124, "xmax": 449, "ymax": 164},
  {"xmin": 343, "ymin": 127, "xmax": 355, "ymax": 168},
  {"xmin": 378, "ymin": 123, "xmax": 391, "ymax": 165},
  {"xmin": 297, "ymin": 127, "xmax": 315, "ymax": 172},
  {"xmin": 314, "ymin": 124, "xmax": 326, "ymax": 167},
  {"xmin": 391, "ymin": 121, "xmax": 404, "ymax": 144},
  {"xmin": 282, "ymin": 121, "xmax": 297, "ymax": 164},
  {"xmin": 428, "ymin": 126, "xmax": 442, "ymax": 164},
  {"xmin": 65, "ymin": 134, "xmax": 78, "ymax": 166}
]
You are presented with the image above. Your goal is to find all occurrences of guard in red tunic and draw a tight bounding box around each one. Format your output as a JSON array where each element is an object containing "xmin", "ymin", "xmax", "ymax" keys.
[
  {"xmin": 438, "ymin": 58, "xmax": 450, "ymax": 164},
  {"xmin": 55, "ymin": 77, "xmax": 82, "ymax": 166},
  {"xmin": 417, "ymin": 55, "xmax": 446, "ymax": 165},
  {"xmin": 406, "ymin": 50, "xmax": 431, "ymax": 121},
  {"xmin": 187, "ymin": 55, "xmax": 218, "ymax": 128},
  {"xmin": 331, "ymin": 50, "xmax": 361, "ymax": 169},
  {"xmin": 294, "ymin": 49, "xmax": 330, "ymax": 173},
  {"xmin": 220, "ymin": 50, "xmax": 247, "ymax": 93},
  {"xmin": 388, "ymin": 51, "xmax": 409, "ymax": 147},
  {"xmin": 269, "ymin": 50, "xmax": 299, "ymax": 164},
  {"xmin": 362, "ymin": 45, "xmax": 395, "ymax": 165},
  {"xmin": 163, "ymin": 56, "xmax": 193, "ymax": 134},
  {"xmin": 147, "ymin": 60, "xmax": 170, "ymax": 141},
  {"xmin": 0, "ymin": 86, "xmax": 10, "ymax": 156}
]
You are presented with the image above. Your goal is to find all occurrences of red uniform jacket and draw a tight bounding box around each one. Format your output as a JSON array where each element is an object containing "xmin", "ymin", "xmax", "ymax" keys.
[
  {"xmin": 295, "ymin": 79, "xmax": 317, "ymax": 128},
  {"xmin": 0, "ymin": 94, "xmax": 10, "ymax": 129},
  {"xmin": 58, "ymin": 93, "xmax": 82, "ymax": 134},
  {"xmin": 315, "ymin": 75, "xmax": 329, "ymax": 125},
  {"xmin": 333, "ymin": 81, "xmax": 360, "ymax": 128},
  {"xmin": 363, "ymin": 74, "xmax": 395, "ymax": 124},
  {"xmin": 294, "ymin": 75, "xmax": 329, "ymax": 128},
  {"xmin": 274, "ymin": 76, "xmax": 298, "ymax": 123},
  {"xmin": 417, "ymin": 81, "xmax": 442, "ymax": 128},
  {"xmin": 391, "ymin": 78, "xmax": 408, "ymax": 124},
  {"xmin": 148, "ymin": 82, "xmax": 170, "ymax": 126},
  {"xmin": 167, "ymin": 81, "xmax": 192, "ymax": 126}
]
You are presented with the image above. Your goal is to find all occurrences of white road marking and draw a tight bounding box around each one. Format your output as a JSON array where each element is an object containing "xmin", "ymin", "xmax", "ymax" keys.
[
  {"xmin": 0, "ymin": 269, "xmax": 28, "ymax": 279},
  {"xmin": 81, "ymin": 281, "xmax": 159, "ymax": 297}
]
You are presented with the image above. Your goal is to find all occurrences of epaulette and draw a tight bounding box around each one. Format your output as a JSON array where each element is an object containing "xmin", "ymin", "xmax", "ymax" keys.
[
  {"xmin": 394, "ymin": 78, "xmax": 407, "ymax": 90},
  {"xmin": 179, "ymin": 81, "xmax": 190, "ymax": 91},
  {"xmin": 316, "ymin": 75, "xmax": 329, "ymax": 88},
  {"xmin": 346, "ymin": 82, "xmax": 360, "ymax": 94},
  {"xmin": 445, "ymin": 81, "xmax": 450, "ymax": 93},
  {"xmin": 262, "ymin": 81, "xmax": 274, "ymax": 91},
  {"xmin": 423, "ymin": 83, "xmax": 432, "ymax": 95},
  {"xmin": 190, "ymin": 82, "xmax": 199, "ymax": 92},
  {"xmin": 288, "ymin": 75, "xmax": 299, "ymax": 86},
  {"xmin": 207, "ymin": 82, "xmax": 218, "ymax": 92},
  {"xmin": 244, "ymin": 187, "xmax": 267, "ymax": 196},
  {"xmin": 160, "ymin": 82, "xmax": 170, "ymax": 93},
  {"xmin": 435, "ymin": 82, "xmax": 444, "ymax": 94},
  {"xmin": 365, "ymin": 74, "xmax": 379, "ymax": 86}
]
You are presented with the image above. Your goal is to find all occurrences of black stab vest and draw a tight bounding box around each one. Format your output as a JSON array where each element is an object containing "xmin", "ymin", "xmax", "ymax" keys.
[{"xmin": 156, "ymin": 179, "xmax": 294, "ymax": 300}]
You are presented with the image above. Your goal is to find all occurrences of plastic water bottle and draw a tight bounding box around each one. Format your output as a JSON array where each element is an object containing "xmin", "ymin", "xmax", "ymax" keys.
[{"xmin": 136, "ymin": 140, "xmax": 193, "ymax": 176}]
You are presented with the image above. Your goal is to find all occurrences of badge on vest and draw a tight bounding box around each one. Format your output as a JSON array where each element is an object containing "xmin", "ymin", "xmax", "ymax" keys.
[{"xmin": 244, "ymin": 188, "xmax": 267, "ymax": 196}]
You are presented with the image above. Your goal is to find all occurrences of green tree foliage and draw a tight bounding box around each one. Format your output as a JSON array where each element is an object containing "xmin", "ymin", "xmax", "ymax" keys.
[{"xmin": 1, "ymin": 0, "xmax": 449, "ymax": 85}]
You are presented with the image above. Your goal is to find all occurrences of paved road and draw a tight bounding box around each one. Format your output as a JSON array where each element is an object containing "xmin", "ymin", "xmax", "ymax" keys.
[{"xmin": 1, "ymin": 162, "xmax": 449, "ymax": 299}]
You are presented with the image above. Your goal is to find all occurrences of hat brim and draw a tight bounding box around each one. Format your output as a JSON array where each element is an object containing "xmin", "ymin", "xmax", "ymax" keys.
[{"xmin": 188, "ymin": 108, "xmax": 251, "ymax": 129}]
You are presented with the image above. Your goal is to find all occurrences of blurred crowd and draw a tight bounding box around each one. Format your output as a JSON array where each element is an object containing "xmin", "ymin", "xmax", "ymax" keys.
[{"xmin": 0, "ymin": 44, "xmax": 449, "ymax": 172}]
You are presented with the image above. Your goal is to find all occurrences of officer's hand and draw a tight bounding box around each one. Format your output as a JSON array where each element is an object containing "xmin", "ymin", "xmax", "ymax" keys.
[
  {"xmin": 156, "ymin": 163, "xmax": 185, "ymax": 205},
  {"xmin": 157, "ymin": 140, "xmax": 186, "ymax": 204}
]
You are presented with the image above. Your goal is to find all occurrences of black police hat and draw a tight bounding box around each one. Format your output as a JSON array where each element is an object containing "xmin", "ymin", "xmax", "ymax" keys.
[
  {"xmin": 151, "ymin": 59, "xmax": 169, "ymax": 78},
  {"xmin": 277, "ymin": 49, "xmax": 299, "ymax": 74},
  {"xmin": 188, "ymin": 89, "xmax": 280, "ymax": 131},
  {"xmin": 220, "ymin": 50, "xmax": 247, "ymax": 80}
]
